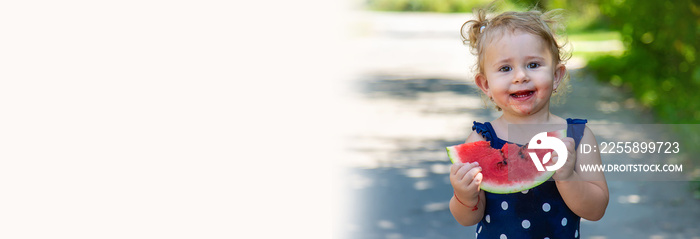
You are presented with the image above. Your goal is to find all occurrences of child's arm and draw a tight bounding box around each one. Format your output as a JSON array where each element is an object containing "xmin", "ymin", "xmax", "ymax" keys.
[
  {"xmin": 449, "ymin": 163, "xmax": 486, "ymax": 226},
  {"xmin": 554, "ymin": 126, "xmax": 609, "ymax": 221},
  {"xmin": 449, "ymin": 131, "xmax": 486, "ymax": 226}
]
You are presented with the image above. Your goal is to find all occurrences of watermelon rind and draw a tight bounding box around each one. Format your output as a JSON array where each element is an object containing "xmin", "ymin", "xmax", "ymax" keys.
[
  {"xmin": 446, "ymin": 146, "xmax": 460, "ymax": 164},
  {"xmin": 480, "ymin": 171, "xmax": 555, "ymax": 194}
]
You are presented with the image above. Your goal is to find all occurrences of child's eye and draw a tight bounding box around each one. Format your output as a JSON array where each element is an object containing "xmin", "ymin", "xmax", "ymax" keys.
[
  {"xmin": 527, "ymin": 62, "xmax": 540, "ymax": 69},
  {"xmin": 499, "ymin": 66, "xmax": 512, "ymax": 72}
]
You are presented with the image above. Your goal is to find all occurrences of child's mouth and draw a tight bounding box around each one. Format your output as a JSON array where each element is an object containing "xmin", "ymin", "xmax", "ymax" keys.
[{"xmin": 510, "ymin": 90, "xmax": 535, "ymax": 101}]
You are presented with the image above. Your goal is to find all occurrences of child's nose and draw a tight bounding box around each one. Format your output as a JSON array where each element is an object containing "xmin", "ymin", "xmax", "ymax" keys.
[{"xmin": 513, "ymin": 67, "xmax": 530, "ymax": 83}]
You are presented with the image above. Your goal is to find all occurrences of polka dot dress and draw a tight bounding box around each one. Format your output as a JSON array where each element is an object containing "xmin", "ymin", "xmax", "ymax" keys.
[{"xmin": 471, "ymin": 119, "xmax": 587, "ymax": 239}]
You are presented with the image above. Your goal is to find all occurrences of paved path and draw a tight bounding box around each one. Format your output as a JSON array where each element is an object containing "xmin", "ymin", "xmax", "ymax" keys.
[{"xmin": 340, "ymin": 11, "xmax": 700, "ymax": 239}]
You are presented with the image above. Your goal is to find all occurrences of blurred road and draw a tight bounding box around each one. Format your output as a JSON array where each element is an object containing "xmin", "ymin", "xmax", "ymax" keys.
[{"xmin": 340, "ymin": 11, "xmax": 700, "ymax": 239}]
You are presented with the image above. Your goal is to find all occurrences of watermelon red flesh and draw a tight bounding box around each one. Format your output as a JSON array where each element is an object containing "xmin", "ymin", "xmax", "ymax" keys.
[{"xmin": 446, "ymin": 130, "xmax": 565, "ymax": 194}]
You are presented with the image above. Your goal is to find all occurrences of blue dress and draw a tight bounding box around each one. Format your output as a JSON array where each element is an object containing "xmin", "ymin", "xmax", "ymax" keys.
[{"xmin": 471, "ymin": 118, "xmax": 587, "ymax": 239}]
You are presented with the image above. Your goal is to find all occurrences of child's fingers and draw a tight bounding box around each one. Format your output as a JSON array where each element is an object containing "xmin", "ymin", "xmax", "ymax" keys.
[
  {"xmin": 466, "ymin": 172, "xmax": 483, "ymax": 193},
  {"xmin": 563, "ymin": 137, "xmax": 575, "ymax": 152},
  {"xmin": 450, "ymin": 162, "xmax": 463, "ymax": 175},
  {"xmin": 454, "ymin": 163, "xmax": 470, "ymax": 180},
  {"xmin": 453, "ymin": 162, "xmax": 477, "ymax": 181},
  {"xmin": 450, "ymin": 162, "xmax": 464, "ymax": 184},
  {"xmin": 461, "ymin": 166, "xmax": 482, "ymax": 185},
  {"xmin": 551, "ymin": 138, "xmax": 575, "ymax": 165}
]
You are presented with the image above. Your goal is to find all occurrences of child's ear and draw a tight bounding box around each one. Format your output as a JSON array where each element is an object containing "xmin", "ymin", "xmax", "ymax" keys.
[
  {"xmin": 475, "ymin": 73, "xmax": 490, "ymax": 97},
  {"xmin": 553, "ymin": 63, "xmax": 566, "ymax": 91}
]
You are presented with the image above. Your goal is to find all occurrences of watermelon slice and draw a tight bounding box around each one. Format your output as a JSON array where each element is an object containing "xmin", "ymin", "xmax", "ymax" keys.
[{"xmin": 446, "ymin": 130, "xmax": 566, "ymax": 194}]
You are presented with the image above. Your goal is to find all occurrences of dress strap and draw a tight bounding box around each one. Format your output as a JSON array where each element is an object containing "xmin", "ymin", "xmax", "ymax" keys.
[
  {"xmin": 472, "ymin": 121, "xmax": 506, "ymax": 149},
  {"xmin": 472, "ymin": 121, "xmax": 492, "ymax": 141},
  {"xmin": 566, "ymin": 118, "xmax": 588, "ymax": 150}
]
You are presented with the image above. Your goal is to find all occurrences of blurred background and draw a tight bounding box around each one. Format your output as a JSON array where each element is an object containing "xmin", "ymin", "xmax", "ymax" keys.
[{"xmin": 339, "ymin": 0, "xmax": 700, "ymax": 238}]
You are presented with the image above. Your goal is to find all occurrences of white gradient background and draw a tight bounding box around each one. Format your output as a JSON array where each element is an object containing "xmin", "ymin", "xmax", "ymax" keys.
[{"xmin": 0, "ymin": 1, "xmax": 347, "ymax": 238}]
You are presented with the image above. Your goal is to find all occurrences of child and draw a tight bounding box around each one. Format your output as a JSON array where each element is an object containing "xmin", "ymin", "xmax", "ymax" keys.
[{"xmin": 449, "ymin": 8, "xmax": 609, "ymax": 238}]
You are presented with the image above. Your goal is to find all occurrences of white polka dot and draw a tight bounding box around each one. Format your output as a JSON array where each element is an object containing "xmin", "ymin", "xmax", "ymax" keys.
[
  {"xmin": 544, "ymin": 237, "xmax": 550, "ymax": 239},
  {"xmin": 485, "ymin": 215, "xmax": 490, "ymax": 223},
  {"xmin": 521, "ymin": 219, "xmax": 530, "ymax": 229},
  {"xmin": 575, "ymin": 229, "xmax": 579, "ymax": 238},
  {"xmin": 521, "ymin": 189, "xmax": 529, "ymax": 194},
  {"xmin": 542, "ymin": 203, "xmax": 551, "ymax": 212},
  {"xmin": 478, "ymin": 225, "xmax": 482, "ymax": 233},
  {"xmin": 500, "ymin": 234, "xmax": 507, "ymax": 239},
  {"xmin": 475, "ymin": 232, "xmax": 478, "ymax": 238},
  {"xmin": 501, "ymin": 201, "xmax": 508, "ymax": 210},
  {"xmin": 561, "ymin": 217, "xmax": 568, "ymax": 226}
]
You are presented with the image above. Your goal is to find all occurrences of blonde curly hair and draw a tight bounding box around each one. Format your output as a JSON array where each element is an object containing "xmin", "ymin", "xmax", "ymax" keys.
[{"xmin": 460, "ymin": 7, "xmax": 572, "ymax": 110}]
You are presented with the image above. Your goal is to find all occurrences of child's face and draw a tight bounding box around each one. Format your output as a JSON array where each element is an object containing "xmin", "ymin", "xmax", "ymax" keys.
[{"xmin": 476, "ymin": 31, "xmax": 564, "ymax": 116}]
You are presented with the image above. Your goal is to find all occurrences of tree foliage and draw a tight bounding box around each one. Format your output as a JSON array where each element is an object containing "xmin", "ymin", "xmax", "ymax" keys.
[{"xmin": 587, "ymin": 0, "xmax": 700, "ymax": 123}]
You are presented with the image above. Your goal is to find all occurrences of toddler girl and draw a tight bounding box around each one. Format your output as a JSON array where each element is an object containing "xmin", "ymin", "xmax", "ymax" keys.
[{"xmin": 449, "ymin": 8, "xmax": 609, "ymax": 238}]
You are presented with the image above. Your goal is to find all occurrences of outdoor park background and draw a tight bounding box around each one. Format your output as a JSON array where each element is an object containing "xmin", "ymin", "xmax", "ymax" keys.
[{"xmin": 338, "ymin": 0, "xmax": 700, "ymax": 238}]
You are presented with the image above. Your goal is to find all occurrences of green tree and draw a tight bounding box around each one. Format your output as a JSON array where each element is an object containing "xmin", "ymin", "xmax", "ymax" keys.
[{"xmin": 588, "ymin": 0, "xmax": 700, "ymax": 123}]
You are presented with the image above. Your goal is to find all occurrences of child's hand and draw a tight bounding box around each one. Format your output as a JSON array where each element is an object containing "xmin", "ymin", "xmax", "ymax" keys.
[
  {"xmin": 552, "ymin": 137, "xmax": 577, "ymax": 181},
  {"xmin": 450, "ymin": 162, "xmax": 482, "ymax": 205}
]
